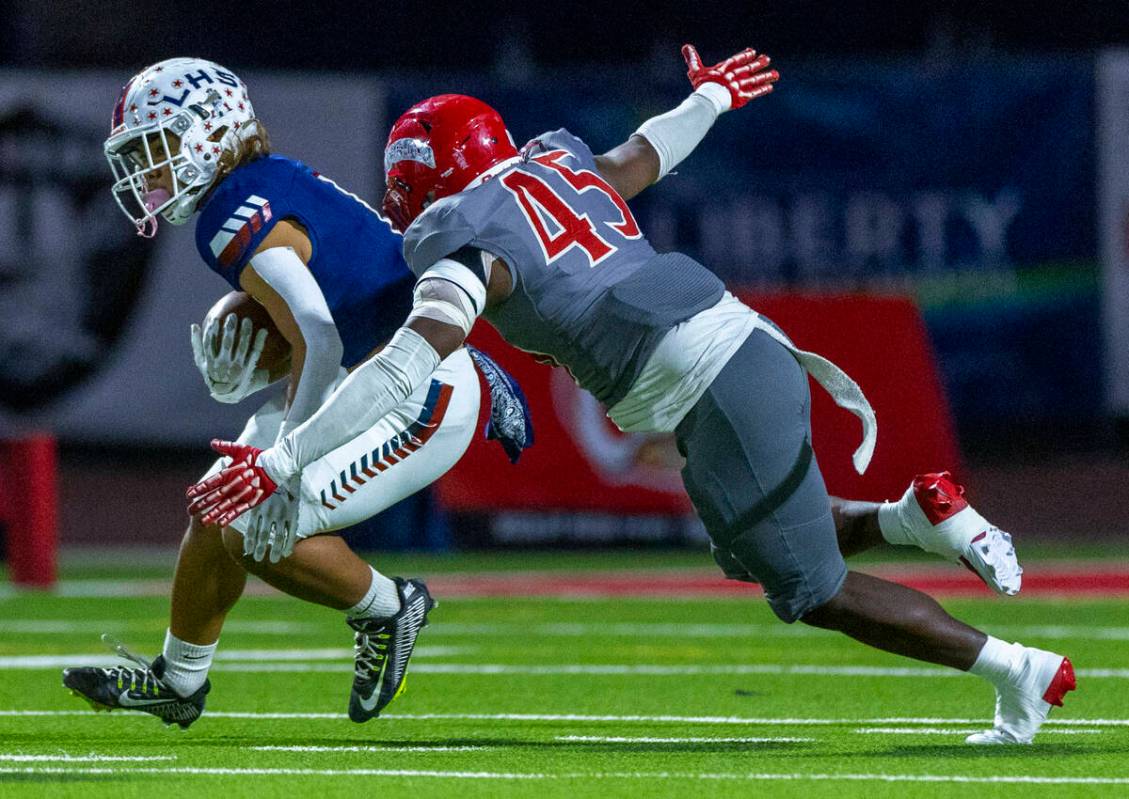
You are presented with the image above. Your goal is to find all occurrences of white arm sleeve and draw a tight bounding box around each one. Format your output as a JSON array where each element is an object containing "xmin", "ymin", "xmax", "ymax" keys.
[
  {"xmin": 257, "ymin": 252, "xmax": 488, "ymax": 483},
  {"xmin": 633, "ymin": 83, "xmax": 730, "ymax": 179},
  {"xmin": 249, "ymin": 247, "xmax": 344, "ymax": 439},
  {"xmin": 260, "ymin": 326, "xmax": 441, "ymax": 483}
]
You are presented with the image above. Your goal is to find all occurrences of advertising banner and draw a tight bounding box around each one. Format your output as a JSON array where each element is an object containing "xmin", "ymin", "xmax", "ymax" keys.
[
  {"xmin": 0, "ymin": 70, "xmax": 384, "ymax": 445},
  {"xmin": 390, "ymin": 57, "xmax": 1100, "ymax": 432}
]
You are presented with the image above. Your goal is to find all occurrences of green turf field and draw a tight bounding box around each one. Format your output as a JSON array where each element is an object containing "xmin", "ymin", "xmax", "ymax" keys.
[{"xmin": 1, "ymin": 551, "xmax": 1127, "ymax": 798}]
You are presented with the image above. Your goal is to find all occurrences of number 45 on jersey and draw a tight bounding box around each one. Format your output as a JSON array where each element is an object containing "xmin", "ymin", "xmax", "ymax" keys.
[{"xmin": 500, "ymin": 150, "xmax": 641, "ymax": 268}]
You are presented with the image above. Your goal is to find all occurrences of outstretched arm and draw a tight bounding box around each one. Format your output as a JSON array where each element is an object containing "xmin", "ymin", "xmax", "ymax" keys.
[{"xmin": 595, "ymin": 44, "xmax": 779, "ymax": 201}]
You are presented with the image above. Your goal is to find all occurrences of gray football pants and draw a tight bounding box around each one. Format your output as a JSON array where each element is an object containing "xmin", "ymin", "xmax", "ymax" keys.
[{"xmin": 675, "ymin": 328, "xmax": 848, "ymax": 623}]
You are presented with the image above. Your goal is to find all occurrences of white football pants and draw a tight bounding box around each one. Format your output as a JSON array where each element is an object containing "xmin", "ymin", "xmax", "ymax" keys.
[{"xmin": 203, "ymin": 347, "xmax": 479, "ymax": 540}]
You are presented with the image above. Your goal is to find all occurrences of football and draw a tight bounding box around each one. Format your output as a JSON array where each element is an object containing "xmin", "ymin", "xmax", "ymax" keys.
[{"xmin": 203, "ymin": 290, "xmax": 291, "ymax": 378}]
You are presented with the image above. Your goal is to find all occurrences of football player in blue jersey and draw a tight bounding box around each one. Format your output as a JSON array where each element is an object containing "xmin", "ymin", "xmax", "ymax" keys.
[
  {"xmin": 61, "ymin": 57, "xmax": 531, "ymax": 728},
  {"xmin": 190, "ymin": 45, "xmax": 1073, "ymax": 745}
]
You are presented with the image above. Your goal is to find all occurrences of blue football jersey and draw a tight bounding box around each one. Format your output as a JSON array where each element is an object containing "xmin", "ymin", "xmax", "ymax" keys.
[{"xmin": 194, "ymin": 155, "xmax": 415, "ymax": 368}]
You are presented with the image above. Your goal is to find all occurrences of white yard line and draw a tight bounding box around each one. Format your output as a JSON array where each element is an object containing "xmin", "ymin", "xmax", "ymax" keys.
[
  {"xmin": 0, "ymin": 754, "xmax": 177, "ymax": 762},
  {"xmin": 991, "ymin": 625, "xmax": 1129, "ymax": 641},
  {"xmin": 221, "ymin": 621, "xmax": 326, "ymax": 634},
  {"xmin": 0, "ymin": 620, "xmax": 326, "ymax": 635},
  {"xmin": 405, "ymin": 664, "xmax": 964, "ymax": 676},
  {"xmin": 402, "ymin": 663, "xmax": 1128, "ymax": 679},
  {"xmin": 220, "ymin": 648, "xmax": 352, "ymax": 660},
  {"xmin": 434, "ymin": 621, "xmax": 1129, "ymax": 642},
  {"xmin": 205, "ymin": 663, "xmax": 970, "ymax": 677},
  {"xmin": 3, "ymin": 710, "xmax": 1129, "ymax": 727},
  {"xmin": 18, "ymin": 575, "xmax": 1129, "ymax": 603},
  {"xmin": 555, "ymin": 735, "xmax": 814, "ymax": 743},
  {"xmin": 0, "ymin": 766, "xmax": 543, "ymax": 779},
  {"xmin": 0, "ymin": 766, "xmax": 1126, "ymax": 784},
  {"xmin": 0, "ymin": 646, "xmax": 466, "ymax": 669},
  {"xmin": 158, "ymin": 663, "xmax": 1129, "ymax": 679},
  {"xmin": 853, "ymin": 727, "xmax": 1104, "ymax": 736},
  {"xmin": 214, "ymin": 664, "xmax": 350, "ymax": 673},
  {"xmin": 7, "ymin": 656, "xmax": 1126, "ymax": 679},
  {"xmin": 251, "ymin": 745, "xmax": 487, "ymax": 753},
  {"xmin": 433, "ymin": 622, "xmax": 819, "ymax": 638},
  {"xmin": 8, "ymin": 618, "xmax": 1129, "ymax": 640}
]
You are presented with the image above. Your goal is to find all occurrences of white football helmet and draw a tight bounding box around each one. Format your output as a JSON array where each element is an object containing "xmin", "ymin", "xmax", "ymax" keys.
[{"xmin": 104, "ymin": 57, "xmax": 256, "ymax": 237}]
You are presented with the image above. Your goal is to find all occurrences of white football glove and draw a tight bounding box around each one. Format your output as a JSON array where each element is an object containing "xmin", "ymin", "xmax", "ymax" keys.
[
  {"xmin": 190, "ymin": 313, "xmax": 270, "ymax": 404},
  {"xmin": 242, "ymin": 484, "xmax": 302, "ymax": 564}
]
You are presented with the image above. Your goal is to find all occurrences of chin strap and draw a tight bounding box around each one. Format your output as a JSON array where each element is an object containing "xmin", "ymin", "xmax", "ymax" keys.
[{"xmin": 138, "ymin": 188, "xmax": 172, "ymax": 238}]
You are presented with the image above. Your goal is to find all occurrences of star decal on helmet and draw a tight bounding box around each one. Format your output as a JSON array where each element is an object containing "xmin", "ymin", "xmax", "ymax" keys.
[{"xmin": 104, "ymin": 57, "xmax": 258, "ymax": 235}]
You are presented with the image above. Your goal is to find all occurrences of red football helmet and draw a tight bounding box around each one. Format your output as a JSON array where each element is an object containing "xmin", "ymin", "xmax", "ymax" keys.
[{"xmin": 382, "ymin": 94, "xmax": 518, "ymax": 232}]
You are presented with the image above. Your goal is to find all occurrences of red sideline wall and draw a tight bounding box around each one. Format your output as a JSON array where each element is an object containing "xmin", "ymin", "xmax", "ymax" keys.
[
  {"xmin": 0, "ymin": 434, "xmax": 58, "ymax": 586},
  {"xmin": 436, "ymin": 291, "xmax": 961, "ymax": 513},
  {"xmin": 748, "ymin": 292, "xmax": 962, "ymax": 499}
]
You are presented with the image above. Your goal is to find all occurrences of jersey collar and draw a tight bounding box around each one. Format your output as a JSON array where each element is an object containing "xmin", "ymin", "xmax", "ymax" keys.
[{"xmin": 463, "ymin": 156, "xmax": 521, "ymax": 191}]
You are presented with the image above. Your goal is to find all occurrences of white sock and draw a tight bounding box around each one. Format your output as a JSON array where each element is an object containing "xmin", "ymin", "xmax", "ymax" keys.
[
  {"xmin": 968, "ymin": 635, "xmax": 1023, "ymax": 686},
  {"xmin": 346, "ymin": 566, "xmax": 401, "ymax": 619},
  {"xmin": 877, "ymin": 486, "xmax": 970, "ymax": 558},
  {"xmin": 877, "ymin": 489, "xmax": 917, "ymax": 548},
  {"xmin": 161, "ymin": 630, "xmax": 217, "ymax": 698}
]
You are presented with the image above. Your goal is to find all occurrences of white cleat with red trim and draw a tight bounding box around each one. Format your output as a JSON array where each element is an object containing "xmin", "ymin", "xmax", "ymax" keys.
[
  {"xmin": 880, "ymin": 471, "xmax": 1023, "ymax": 596},
  {"xmin": 966, "ymin": 649, "xmax": 1077, "ymax": 745}
]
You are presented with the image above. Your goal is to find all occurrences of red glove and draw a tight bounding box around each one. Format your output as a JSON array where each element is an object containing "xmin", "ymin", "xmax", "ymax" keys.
[
  {"xmin": 186, "ymin": 440, "xmax": 279, "ymax": 528},
  {"xmin": 681, "ymin": 44, "xmax": 779, "ymax": 110}
]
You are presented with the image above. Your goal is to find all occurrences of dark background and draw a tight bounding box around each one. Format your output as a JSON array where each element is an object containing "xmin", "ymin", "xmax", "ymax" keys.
[{"xmin": 4, "ymin": 1, "xmax": 1129, "ymax": 71}]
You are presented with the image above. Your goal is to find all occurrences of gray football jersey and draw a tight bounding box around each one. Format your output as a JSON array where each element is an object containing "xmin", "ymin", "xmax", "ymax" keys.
[{"xmin": 403, "ymin": 129, "xmax": 724, "ymax": 405}]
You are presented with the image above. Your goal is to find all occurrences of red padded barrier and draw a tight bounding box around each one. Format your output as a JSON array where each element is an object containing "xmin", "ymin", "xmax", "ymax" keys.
[
  {"xmin": 437, "ymin": 292, "xmax": 961, "ymax": 512},
  {"xmin": 744, "ymin": 292, "xmax": 963, "ymax": 499},
  {"xmin": 0, "ymin": 434, "xmax": 58, "ymax": 587}
]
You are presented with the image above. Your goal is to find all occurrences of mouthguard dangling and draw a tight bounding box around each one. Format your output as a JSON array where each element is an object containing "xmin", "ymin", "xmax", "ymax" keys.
[{"xmin": 138, "ymin": 188, "xmax": 172, "ymax": 238}]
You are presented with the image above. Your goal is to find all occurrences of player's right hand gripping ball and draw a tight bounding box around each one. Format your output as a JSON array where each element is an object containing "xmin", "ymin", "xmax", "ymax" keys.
[
  {"xmin": 682, "ymin": 44, "xmax": 779, "ymax": 110},
  {"xmin": 187, "ymin": 440, "xmax": 279, "ymax": 527}
]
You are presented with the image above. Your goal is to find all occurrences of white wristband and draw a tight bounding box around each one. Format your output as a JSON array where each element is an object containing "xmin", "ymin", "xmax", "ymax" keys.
[{"xmin": 693, "ymin": 82, "xmax": 732, "ymax": 115}]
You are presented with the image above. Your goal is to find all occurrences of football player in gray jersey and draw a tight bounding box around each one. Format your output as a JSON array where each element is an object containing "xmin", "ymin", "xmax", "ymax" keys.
[{"xmin": 188, "ymin": 45, "xmax": 1072, "ymax": 744}]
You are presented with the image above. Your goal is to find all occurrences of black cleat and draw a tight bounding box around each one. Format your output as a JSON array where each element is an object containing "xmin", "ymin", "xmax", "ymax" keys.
[
  {"xmin": 62, "ymin": 637, "xmax": 208, "ymax": 729},
  {"xmin": 347, "ymin": 577, "xmax": 435, "ymax": 723}
]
